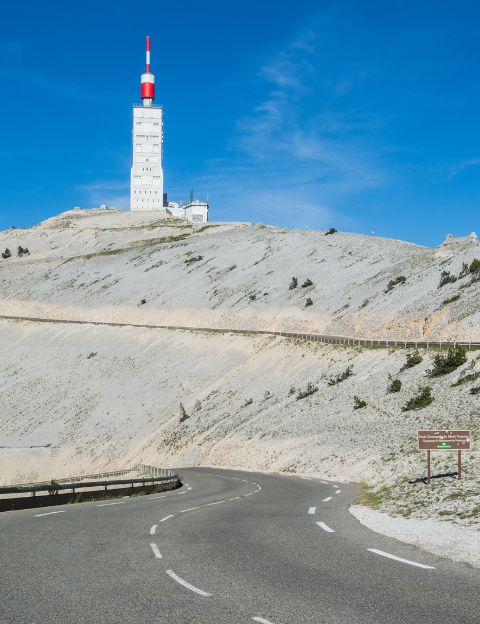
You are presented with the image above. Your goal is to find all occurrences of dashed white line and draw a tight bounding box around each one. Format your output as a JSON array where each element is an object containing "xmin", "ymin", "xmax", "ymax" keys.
[
  {"xmin": 316, "ymin": 521, "xmax": 335, "ymax": 533},
  {"xmin": 335, "ymin": 489, "xmax": 341, "ymax": 494},
  {"xmin": 150, "ymin": 495, "xmax": 167, "ymax": 499},
  {"xmin": 97, "ymin": 501, "xmax": 125, "ymax": 507},
  {"xmin": 252, "ymin": 617, "xmax": 276, "ymax": 624},
  {"xmin": 322, "ymin": 497, "xmax": 332, "ymax": 502},
  {"xmin": 180, "ymin": 507, "xmax": 200, "ymax": 513},
  {"xmin": 207, "ymin": 501, "xmax": 223, "ymax": 506},
  {"xmin": 367, "ymin": 548, "xmax": 435, "ymax": 569},
  {"xmin": 299, "ymin": 476, "xmax": 311, "ymax": 480},
  {"xmin": 34, "ymin": 510, "xmax": 66, "ymax": 517},
  {"xmin": 320, "ymin": 480, "xmax": 328, "ymax": 485},
  {"xmin": 165, "ymin": 570, "xmax": 212, "ymax": 597},
  {"xmin": 244, "ymin": 492, "xmax": 253, "ymax": 496},
  {"xmin": 150, "ymin": 524, "xmax": 158, "ymax": 535},
  {"xmin": 160, "ymin": 514, "xmax": 174, "ymax": 522},
  {"xmin": 308, "ymin": 506, "xmax": 316, "ymax": 514},
  {"xmin": 150, "ymin": 543, "xmax": 162, "ymax": 559}
]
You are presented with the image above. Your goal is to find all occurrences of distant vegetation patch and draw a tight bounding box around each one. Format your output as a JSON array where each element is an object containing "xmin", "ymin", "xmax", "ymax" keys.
[
  {"xmin": 17, "ymin": 246, "xmax": 30, "ymax": 257},
  {"xmin": 305, "ymin": 297, "xmax": 313, "ymax": 307},
  {"xmin": 387, "ymin": 376, "xmax": 402, "ymax": 393},
  {"xmin": 325, "ymin": 228, "xmax": 337, "ymax": 235},
  {"xmin": 442, "ymin": 294, "xmax": 460, "ymax": 304},
  {"xmin": 353, "ymin": 396, "xmax": 367, "ymax": 409},
  {"xmin": 400, "ymin": 350, "xmax": 423, "ymax": 371},
  {"xmin": 451, "ymin": 371, "xmax": 480, "ymax": 387},
  {"xmin": 289, "ymin": 277, "xmax": 298, "ymax": 290},
  {"xmin": 402, "ymin": 386, "xmax": 433, "ymax": 411},
  {"xmin": 296, "ymin": 382, "xmax": 318, "ymax": 400},
  {"xmin": 1, "ymin": 248, "xmax": 11, "ymax": 259},
  {"xmin": 185, "ymin": 255, "xmax": 203, "ymax": 266},
  {"xmin": 328, "ymin": 366, "xmax": 353, "ymax": 386},
  {"xmin": 384, "ymin": 276, "xmax": 406, "ymax": 293},
  {"xmin": 438, "ymin": 270, "xmax": 457, "ymax": 288},
  {"xmin": 301, "ymin": 278, "xmax": 314, "ymax": 288},
  {"xmin": 427, "ymin": 346, "xmax": 467, "ymax": 377}
]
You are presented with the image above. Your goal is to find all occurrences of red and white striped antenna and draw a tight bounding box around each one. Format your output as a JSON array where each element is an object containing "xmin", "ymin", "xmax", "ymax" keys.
[{"xmin": 141, "ymin": 35, "xmax": 155, "ymax": 105}]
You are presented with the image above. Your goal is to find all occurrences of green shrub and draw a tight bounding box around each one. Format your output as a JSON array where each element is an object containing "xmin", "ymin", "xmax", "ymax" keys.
[
  {"xmin": 139, "ymin": 298, "xmax": 147, "ymax": 305},
  {"xmin": 179, "ymin": 403, "xmax": 189, "ymax": 423},
  {"xmin": 384, "ymin": 276, "xmax": 406, "ymax": 293},
  {"xmin": 305, "ymin": 297, "xmax": 313, "ymax": 307},
  {"xmin": 451, "ymin": 372, "xmax": 480, "ymax": 387},
  {"xmin": 289, "ymin": 277, "xmax": 298, "ymax": 290},
  {"xmin": 402, "ymin": 386, "xmax": 433, "ymax": 411},
  {"xmin": 438, "ymin": 270, "xmax": 457, "ymax": 288},
  {"xmin": 469, "ymin": 258, "xmax": 480, "ymax": 274},
  {"xmin": 353, "ymin": 396, "xmax": 367, "ymax": 409},
  {"xmin": 428, "ymin": 346, "xmax": 467, "ymax": 377},
  {"xmin": 388, "ymin": 377, "xmax": 402, "ymax": 393},
  {"xmin": 442, "ymin": 294, "xmax": 460, "ymax": 304},
  {"xmin": 325, "ymin": 227, "xmax": 337, "ymax": 235},
  {"xmin": 301, "ymin": 278, "xmax": 314, "ymax": 288},
  {"xmin": 249, "ymin": 293, "xmax": 257, "ymax": 301},
  {"xmin": 459, "ymin": 262, "xmax": 469, "ymax": 278},
  {"xmin": 242, "ymin": 398, "xmax": 253, "ymax": 407},
  {"xmin": 296, "ymin": 382, "xmax": 318, "ymax": 400},
  {"xmin": 48, "ymin": 479, "xmax": 60, "ymax": 496},
  {"xmin": 17, "ymin": 246, "xmax": 30, "ymax": 257},
  {"xmin": 288, "ymin": 386, "xmax": 296, "ymax": 396},
  {"xmin": 470, "ymin": 386, "xmax": 480, "ymax": 395},
  {"xmin": 328, "ymin": 366, "xmax": 353, "ymax": 386},
  {"xmin": 1, "ymin": 248, "xmax": 11, "ymax": 259},
  {"xmin": 400, "ymin": 350, "xmax": 423, "ymax": 371},
  {"xmin": 185, "ymin": 255, "xmax": 203, "ymax": 265}
]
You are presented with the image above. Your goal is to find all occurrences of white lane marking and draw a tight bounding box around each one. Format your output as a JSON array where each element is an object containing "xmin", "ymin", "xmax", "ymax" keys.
[
  {"xmin": 187, "ymin": 487, "xmax": 192, "ymax": 491},
  {"xmin": 160, "ymin": 514, "xmax": 174, "ymax": 522},
  {"xmin": 322, "ymin": 497, "xmax": 332, "ymax": 502},
  {"xmin": 367, "ymin": 548, "xmax": 435, "ymax": 569},
  {"xmin": 150, "ymin": 543, "xmax": 162, "ymax": 559},
  {"xmin": 177, "ymin": 491, "xmax": 186, "ymax": 495},
  {"xmin": 320, "ymin": 481, "xmax": 328, "ymax": 485},
  {"xmin": 166, "ymin": 569, "xmax": 211, "ymax": 597},
  {"xmin": 335, "ymin": 489, "xmax": 341, "ymax": 494},
  {"xmin": 150, "ymin": 524, "xmax": 158, "ymax": 535},
  {"xmin": 316, "ymin": 521, "xmax": 335, "ymax": 533},
  {"xmin": 230, "ymin": 496, "xmax": 241, "ymax": 500},
  {"xmin": 183, "ymin": 483, "xmax": 189, "ymax": 486},
  {"xmin": 97, "ymin": 501, "xmax": 125, "ymax": 507},
  {"xmin": 34, "ymin": 510, "xmax": 66, "ymax": 517},
  {"xmin": 244, "ymin": 492, "xmax": 253, "ymax": 496},
  {"xmin": 252, "ymin": 618, "xmax": 276, "ymax": 624},
  {"xmin": 207, "ymin": 501, "xmax": 223, "ymax": 506},
  {"xmin": 150, "ymin": 495, "xmax": 167, "ymax": 499},
  {"xmin": 180, "ymin": 507, "xmax": 200, "ymax": 513},
  {"xmin": 308, "ymin": 506, "xmax": 316, "ymax": 514},
  {"xmin": 300, "ymin": 476, "xmax": 311, "ymax": 480}
]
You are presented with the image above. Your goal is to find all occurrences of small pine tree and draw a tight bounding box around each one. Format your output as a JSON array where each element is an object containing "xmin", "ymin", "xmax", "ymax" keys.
[
  {"xmin": 305, "ymin": 297, "xmax": 313, "ymax": 307},
  {"xmin": 179, "ymin": 403, "xmax": 189, "ymax": 423},
  {"xmin": 289, "ymin": 277, "xmax": 298, "ymax": 290}
]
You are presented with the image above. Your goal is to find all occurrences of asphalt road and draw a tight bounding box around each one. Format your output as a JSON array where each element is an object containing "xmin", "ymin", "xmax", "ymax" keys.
[{"xmin": 1, "ymin": 468, "xmax": 478, "ymax": 624}]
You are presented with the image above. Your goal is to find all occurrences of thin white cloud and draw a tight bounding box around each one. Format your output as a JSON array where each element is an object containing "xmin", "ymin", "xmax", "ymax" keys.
[{"xmin": 446, "ymin": 157, "xmax": 480, "ymax": 181}]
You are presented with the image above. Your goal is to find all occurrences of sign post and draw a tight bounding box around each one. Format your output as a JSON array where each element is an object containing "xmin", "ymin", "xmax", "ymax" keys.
[{"xmin": 418, "ymin": 430, "xmax": 471, "ymax": 483}]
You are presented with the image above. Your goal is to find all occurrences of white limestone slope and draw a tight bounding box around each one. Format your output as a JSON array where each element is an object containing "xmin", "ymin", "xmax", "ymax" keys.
[{"xmin": 0, "ymin": 208, "xmax": 478, "ymax": 340}]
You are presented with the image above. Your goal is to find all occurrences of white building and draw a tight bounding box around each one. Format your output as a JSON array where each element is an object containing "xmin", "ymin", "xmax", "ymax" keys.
[{"xmin": 130, "ymin": 104, "xmax": 164, "ymax": 211}]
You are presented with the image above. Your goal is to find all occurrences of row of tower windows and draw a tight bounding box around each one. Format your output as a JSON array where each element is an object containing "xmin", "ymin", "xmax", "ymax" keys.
[{"xmin": 133, "ymin": 190, "xmax": 159, "ymax": 194}]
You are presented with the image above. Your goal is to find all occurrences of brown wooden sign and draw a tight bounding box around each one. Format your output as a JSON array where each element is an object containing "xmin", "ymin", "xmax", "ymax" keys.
[{"xmin": 418, "ymin": 430, "xmax": 471, "ymax": 450}]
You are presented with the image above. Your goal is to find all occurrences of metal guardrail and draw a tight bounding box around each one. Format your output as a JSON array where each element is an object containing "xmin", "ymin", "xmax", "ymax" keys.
[
  {"xmin": 0, "ymin": 313, "xmax": 479, "ymax": 350},
  {"xmin": 134, "ymin": 463, "xmax": 175, "ymax": 477},
  {"xmin": 10, "ymin": 469, "xmax": 132, "ymax": 488},
  {"xmin": 0, "ymin": 474, "xmax": 179, "ymax": 496}
]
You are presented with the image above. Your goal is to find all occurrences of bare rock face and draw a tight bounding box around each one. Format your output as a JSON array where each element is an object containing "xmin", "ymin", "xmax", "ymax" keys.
[{"xmin": 0, "ymin": 208, "xmax": 479, "ymax": 341}]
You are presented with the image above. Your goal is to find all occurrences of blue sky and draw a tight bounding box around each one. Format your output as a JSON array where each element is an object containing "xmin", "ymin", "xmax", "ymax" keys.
[{"xmin": 0, "ymin": 0, "xmax": 479, "ymax": 245}]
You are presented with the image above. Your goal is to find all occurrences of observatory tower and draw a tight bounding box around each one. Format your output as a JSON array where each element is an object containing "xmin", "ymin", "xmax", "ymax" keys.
[{"xmin": 130, "ymin": 36, "xmax": 164, "ymax": 211}]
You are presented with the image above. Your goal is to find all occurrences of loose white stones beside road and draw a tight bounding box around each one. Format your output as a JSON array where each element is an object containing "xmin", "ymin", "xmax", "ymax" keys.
[
  {"xmin": 367, "ymin": 548, "xmax": 435, "ymax": 570},
  {"xmin": 150, "ymin": 543, "xmax": 162, "ymax": 559},
  {"xmin": 34, "ymin": 510, "xmax": 66, "ymax": 517},
  {"xmin": 316, "ymin": 521, "xmax": 335, "ymax": 533},
  {"xmin": 308, "ymin": 506, "xmax": 316, "ymax": 514},
  {"xmin": 165, "ymin": 570, "xmax": 212, "ymax": 597},
  {"xmin": 322, "ymin": 497, "xmax": 332, "ymax": 502}
]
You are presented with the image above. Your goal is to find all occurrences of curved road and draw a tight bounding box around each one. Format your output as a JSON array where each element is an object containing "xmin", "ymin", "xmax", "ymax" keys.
[{"xmin": 1, "ymin": 468, "xmax": 478, "ymax": 623}]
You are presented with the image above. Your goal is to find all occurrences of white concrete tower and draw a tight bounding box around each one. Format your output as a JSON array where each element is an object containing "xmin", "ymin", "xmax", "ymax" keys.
[{"xmin": 130, "ymin": 36, "xmax": 164, "ymax": 211}]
